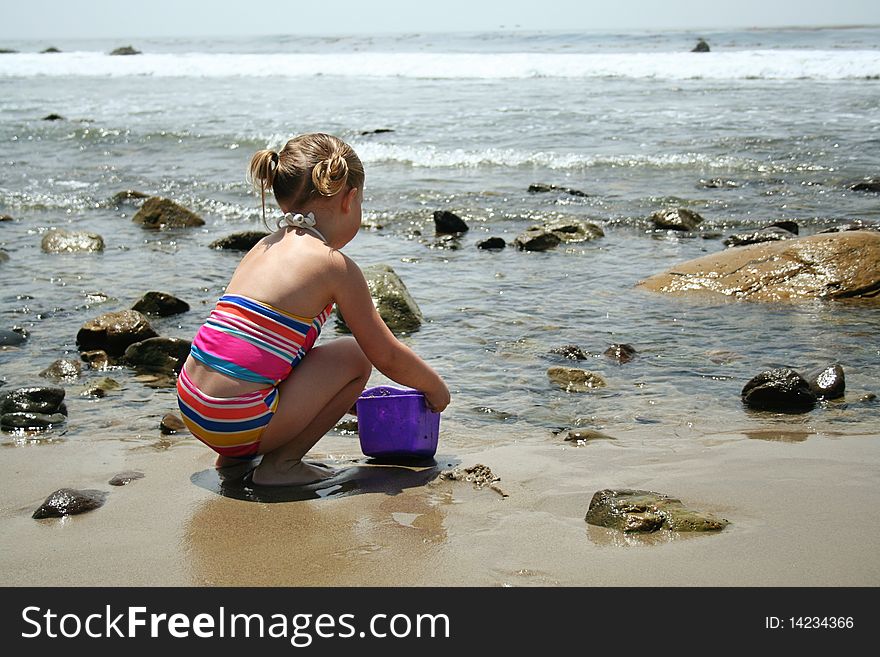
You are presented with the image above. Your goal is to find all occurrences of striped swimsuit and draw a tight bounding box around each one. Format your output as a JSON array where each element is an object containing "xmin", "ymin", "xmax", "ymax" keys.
[{"xmin": 177, "ymin": 294, "xmax": 334, "ymax": 458}]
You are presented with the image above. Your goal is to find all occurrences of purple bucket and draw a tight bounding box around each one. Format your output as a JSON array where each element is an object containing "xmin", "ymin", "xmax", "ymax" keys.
[{"xmin": 356, "ymin": 385, "xmax": 440, "ymax": 458}]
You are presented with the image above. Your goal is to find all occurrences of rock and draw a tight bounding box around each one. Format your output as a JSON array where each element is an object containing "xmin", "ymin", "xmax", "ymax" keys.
[
  {"xmin": 209, "ymin": 231, "xmax": 269, "ymax": 250},
  {"xmin": 549, "ymin": 344, "xmax": 589, "ymax": 360},
  {"xmin": 691, "ymin": 39, "xmax": 710, "ymax": 53},
  {"xmin": 804, "ymin": 363, "xmax": 845, "ymax": 400},
  {"xmin": 79, "ymin": 377, "xmax": 120, "ymax": 398},
  {"xmin": 41, "ymin": 228, "xmax": 104, "ymax": 253},
  {"xmin": 433, "ymin": 210, "xmax": 469, "ymax": 234},
  {"xmin": 80, "ymin": 350, "xmax": 110, "ymax": 369},
  {"xmin": 1, "ymin": 386, "xmax": 66, "ymax": 415},
  {"xmin": 741, "ymin": 368, "xmax": 817, "ymax": 412},
  {"xmin": 160, "ymin": 412, "xmax": 186, "ymax": 435},
  {"xmin": 650, "ymin": 208, "xmax": 704, "ymax": 231},
  {"xmin": 132, "ymin": 291, "xmax": 189, "ymax": 316},
  {"xmin": 769, "ymin": 220, "xmax": 799, "ymax": 235},
  {"xmin": 42, "ymin": 113, "xmax": 64, "ymax": 121},
  {"xmin": 860, "ymin": 393, "xmax": 877, "ymax": 402},
  {"xmin": 476, "ymin": 237, "xmax": 506, "ymax": 250},
  {"xmin": 820, "ymin": 220, "xmax": 879, "ymax": 233},
  {"xmin": 547, "ymin": 366, "xmax": 606, "ymax": 392},
  {"xmin": 110, "ymin": 189, "xmax": 149, "ymax": 205},
  {"xmin": 699, "ymin": 178, "xmax": 739, "ymax": 189},
  {"xmin": 32, "ymin": 488, "xmax": 107, "ymax": 519},
  {"xmin": 636, "ymin": 231, "xmax": 880, "ymax": 302},
  {"xmin": 1, "ymin": 412, "xmax": 66, "ymax": 430},
  {"xmin": 0, "ymin": 49, "xmax": 19, "ymax": 54},
  {"xmin": 513, "ymin": 226, "xmax": 562, "ymax": 251},
  {"xmin": 565, "ymin": 429, "xmax": 617, "ymax": 444},
  {"xmin": 604, "ymin": 343, "xmax": 637, "ymax": 363},
  {"xmin": 132, "ymin": 197, "xmax": 205, "ymax": 229},
  {"xmin": 39, "ymin": 359, "xmax": 82, "ymax": 382},
  {"xmin": 336, "ymin": 264, "xmax": 423, "ymax": 335},
  {"xmin": 76, "ymin": 310, "xmax": 158, "ymax": 357},
  {"xmin": 334, "ymin": 418, "xmax": 358, "ymax": 434},
  {"xmin": 546, "ymin": 220, "xmax": 604, "ymax": 243},
  {"xmin": 109, "ymin": 45, "xmax": 141, "ymax": 56},
  {"xmin": 0, "ymin": 328, "xmax": 27, "ymax": 346},
  {"xmin": 109, "ymin": 471, "xmax": 145, "ymax": 486},
  {"xmin": 439, "ymin": 464, "xmax": 508, "ymax": 497},
  {"xmin": 528, "ymin": 183, "xmax": 588, "ymax": 197},
  {"xmin": 123, "ymin": 337, "xmax": 191, "ymax": 374},
  {"xmin": 0, "ymin": 214, "xmax": 13, "ymax": 221},
  {"xmin": 41, "ymin": 47, "xmax": 61, "ymax": 53},
  {"xmin": 723, "ymin": 226, "xmax": 795, "ymax": 248},
  {"xmin": 360, "ymin": 128, "xmax": 394, "ymax": 135},
  {"xmin": 849, "ymin": 178, "xmax": 880, "ymax": 193},
  {"xmin": 585, "ymin": 489, "xmax": 728, "ymax": 533}
]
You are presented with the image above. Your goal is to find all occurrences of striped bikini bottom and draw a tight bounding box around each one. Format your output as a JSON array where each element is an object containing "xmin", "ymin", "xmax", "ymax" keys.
[{"xmin": 176, "ymin": 366, "xmax": 278, "ymax": 458}]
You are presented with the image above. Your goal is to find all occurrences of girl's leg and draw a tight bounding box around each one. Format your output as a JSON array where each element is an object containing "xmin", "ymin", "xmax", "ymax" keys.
[{"xmin": 252, "ymin": 337, "xmax": 371, "ymax": 486}]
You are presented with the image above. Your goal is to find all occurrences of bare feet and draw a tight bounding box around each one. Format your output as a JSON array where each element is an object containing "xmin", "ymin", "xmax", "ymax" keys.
[{"xmin": 251, "ymin": 459, "xmax": 337, "ymax": 487}]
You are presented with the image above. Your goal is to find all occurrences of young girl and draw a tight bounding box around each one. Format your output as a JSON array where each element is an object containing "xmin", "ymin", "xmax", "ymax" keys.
[{"xmin": 176, "ymin": 133, "xmax": 450, "ymax": 486}]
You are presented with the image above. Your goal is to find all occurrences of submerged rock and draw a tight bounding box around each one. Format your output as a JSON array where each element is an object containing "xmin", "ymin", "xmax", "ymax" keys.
[
  {"xmin": 433, "ymin": 210, "xmax": 469, "ymax": 234},
  {"xmin": 650, "ymin": 208, "xmax": 704, "ymax": 231},
  {"xmin": 724, "ymin": 226, "xmax": 796, "ymax": 248},
  {"xmin": 1, "ymin": 412, "xmax": 66, "ymax": 430},
  {"xmin": 41, "ymin": 228, "xmax": 104, "ymax": 253},
  {"xmin": 604, "ymin": 343, "xmax": 637, "ymax": 363},
  {"xmin": 0, "ymin": 328, "xmax": 27, "ymax": 346},
  {"xmin": 849, "ymin": 178, "xmax": 880, "ymax": 192},
  {"xmin": 585, "ymin": 489, "xmax": 728, "ymax": 533},
  {"xmin": 546, "ymin": 220, "xmax": 604, "ymax": 243},
  {"xmin": 636, "ymin": 231, "xmax": 880, "ymax": 302},
  {"xmin": 132, "ymin": 291, "xmax": 189, "ymax": 317},
  {"xmin": 76, "ymin": 310, "xmax": 158, "ymax": 357},
  {"xmin": 549, "ymin": 344, "xmax": 589, "ymax": 360},
  {"xmin": 132, "ymin": 197, "xmax": 205, "ymax": 229},
  {"xmin": 565, "ymin": 429, "xmax": 617, "ymax": 444},
  {"xmin": 528, "ymin": 183, "xmax": 588, "ymax": 197},
  {"xmin": 476, "ymin": 237, "xmax": 506, "ymax": 250},
  {"xmin": 741, "ymin": 368, "xmax": 817, "ymax": 412},
  {"xmin": 547, "ymin": 366, "xmax": 606, "ymax": 392},
  {"xmin": 336, "ymin": 264, "xmax": 423, "ymax": 335},
  {"xmin": 513, "ymin": 226, "xmax": 562, "ymax": 251},
  {"xmin": 804, "ymin": 363, "xmax": 845, "ymax": 400},
  {"xmin": 109, "ymin": 471, "xmax": 145, "ymax": 486},
  {"xmin": 699, "ymin": 178, "xmax": 739, "ymax": 189},
  {"xmin": 32, "ymin": 488, "xmax": 107, "ymax": 519},
  {"xmin": 111, "ymin": 189, "xmax": 149, "ymax": 205},
  {"xmin": 123, "ymin": 337, "xmax": 191, "ymax": 374},
  {"xmin": 209, "ymin": 231, "xmax": 269, "ymax": 250}
]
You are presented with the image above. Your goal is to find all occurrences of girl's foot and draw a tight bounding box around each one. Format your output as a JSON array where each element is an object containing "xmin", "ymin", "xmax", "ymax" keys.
[{"xmin": 251, "ymin": 459, "xmax": 337, "ymax": 487}]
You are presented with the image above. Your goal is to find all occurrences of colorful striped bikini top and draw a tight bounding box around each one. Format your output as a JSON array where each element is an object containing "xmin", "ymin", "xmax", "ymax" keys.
[{"xmin": 190, "ymin": 294, "xmax": 334, "ymax": 385}]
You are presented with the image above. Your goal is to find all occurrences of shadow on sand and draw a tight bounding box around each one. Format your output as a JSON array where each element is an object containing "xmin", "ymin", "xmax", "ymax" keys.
[{"xmin": 190, "ymin": 455, "xmax": 458, "ymax": 503}]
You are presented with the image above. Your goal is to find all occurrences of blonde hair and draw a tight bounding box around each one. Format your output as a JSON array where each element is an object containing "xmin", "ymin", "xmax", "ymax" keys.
[{"xmin": 248, "ymin": 133, "xmax": 365, "ymax": 227}]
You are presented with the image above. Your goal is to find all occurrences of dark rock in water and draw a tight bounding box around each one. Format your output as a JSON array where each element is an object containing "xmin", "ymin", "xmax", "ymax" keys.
[
  {"xmin": 42, "ymin": 113, "xmax": 64, "ymax": 121},
  {"xmin": 110, "ymin": 189, "xmax": 149, "ymax": 205},
  {"xmin": 109, "ymin": 471, "xmax": 145, "ymax": 486},
  {"xmin": 132, "ymin": 197, "xmax": 205, "ymax": 229},
  {"xmin": 528, "ymin": 183, "xmax": 588, "ymax": 197},
  {"xmin": 32, "ymin": 488, "xmax": 107, "ymax": 519},
  {"xmin": 76, "ymin": 309, "xmax": 158, "ymax": 357},
  {"xmin": 586, "ymin": 489, "xmax": 728, "ymax": 533},
  {"xmin": 360, "ymin": 128, "xmax": 395, "ymax": 135},
  {"xmin": 565, "ymin": 429, "xmax": 617, "ymax": 444},
  {"xmin": 109, "ymin": 45, "xmax": 141, "ymax": 56},
  {"xmin": 81, "ymin": 350, "xmax": 110, "ymax": 370},
  {"xmin": 769, "ymin": 220, "xmax": 799, "ymax": 235},
  {"xmin": 804, "ymin": 363, "xmax": 845, "ymax": 400},
  {"xmin": 41, "ymin": 47, "xmax": 61, "ymax": 53},
  {"xmin": 336, "ymin": 264, "xmax": 423, "ymax": 335},
  {"xmin": 604, "ymin": 343, "xmax": 637, "ymax": 363},
  {"xmin": 546, "ymin": 220, "xmax": 604, "ymax": 243},
  {"xmin": 699, "ymin": 178, "xmax": 739, "ymax": 189},
  {"xmin": 431, "ymin": 234, "xmax": 461, "ymax": 250},
  {"xmin": 820, "ymin": 220, "xmax": 879, "ymax": 233},
  {"xmin": 741, "ymin": 368, "xmax": 817, "ymax": 412},
  {"xmin": 513, "ymin": 226, "xmax": 562, "ymax": 251},
  {"xmin": 0, "ymin": 48, "xmax": 19, "ymax": 54},
  {"xmin": 550, "ymin": 344, "xmax": 589, "ymax": 360},
  {"xmin": 723, "ymin": 226, "xmax": 795, "ymax": 248},
  {"xmin": 39, "ymin": 359, "xmax": 82, "ymax": 382},
  {"xmin": 1, "ymin": 386, "xmax": 66, "ymax": 415},
  {"xmin": 849, "ymin": 178, "xmax": 880, "ymax": 193},
  {"xmin": 160, "ymin": 412, "xmax": 186, "ymax": 435},
  {"xmin": 0, "ymin": 328, "xmax": 27, "ymax": 346},
  {"xmin": 1, "ymin": 412, "xmax": 66, "ymax": 430},
  {"xmin": 650, "ymin": 208, "xmax": 704, "ymax": 231},
  {"xmin": 123, "ymin": 337, "xmax": 191, "ymax": 374},
  {"xmin": 433, "ymin": 210, "xmax": 469, "ymax": 234},
  {"xmin": 691, "ymin": 39, "xmax": 710, "ymax": 53},
  {"xmin": 860, "ymin": 393, "xmax": 877, "ymax": 402},
  {"xmin": 547, "ymin": 366, "xmax": 606, "ymax": 392},
  {"xmin": 41, "ymin": 228, "xmax": 105, "ymax": 253},
  {"xmin": 0, "ymin": 214, "xmax": 13, "ymax": 221},
  {"xmin": 476, "ymin": 237, "xmax": 506, "ymax": 250},
  {"xmin": 132, "ymin": 291, "xmax": 189, "ymax": 317},
  {"xmin": 209, "ymin": 231, "xmax": 269, "ymax": 250}
]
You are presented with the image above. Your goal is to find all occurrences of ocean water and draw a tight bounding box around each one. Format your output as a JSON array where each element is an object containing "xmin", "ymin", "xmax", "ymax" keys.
[{"xmin": 1, "ymin": 27, "xmax": 879, "ymax": 453}]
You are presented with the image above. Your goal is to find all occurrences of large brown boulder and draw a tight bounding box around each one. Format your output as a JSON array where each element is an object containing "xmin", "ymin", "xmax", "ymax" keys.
[
  {"xmin": 132, "ymin": 197, "xmax": 204, "ymax": 229},
  {"xmin": 636, "ymin": 231, "xmax": 880, "ymax": 302}
]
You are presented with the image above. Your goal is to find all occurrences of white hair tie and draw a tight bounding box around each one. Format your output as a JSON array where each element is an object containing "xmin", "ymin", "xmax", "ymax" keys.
[{"xmin": 278, "ymin": 211, "xmax": 327, "ymax": 243}]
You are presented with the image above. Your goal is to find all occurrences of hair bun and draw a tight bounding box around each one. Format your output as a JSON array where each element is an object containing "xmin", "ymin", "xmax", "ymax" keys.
[{"xmin": 311, "ymin": 152, "xmax": 349, "ymax": 197}]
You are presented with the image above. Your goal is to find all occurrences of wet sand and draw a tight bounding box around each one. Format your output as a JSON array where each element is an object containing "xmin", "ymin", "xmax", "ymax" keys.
[{"xmin": 2, "ymin": 419, "xmax": 879, "ymax": 587}]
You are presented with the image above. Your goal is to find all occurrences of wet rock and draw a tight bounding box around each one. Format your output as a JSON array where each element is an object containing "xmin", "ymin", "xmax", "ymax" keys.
[
  {"xmin": 336, "ymin": 264, "xmax": 423, "ymax": 335},
  {"xmin": 41, "ymin": 228, "xmax": 104, "ymax": 253},
  {"xmin": 637, "ymin": 231, "xmax": 880, "ymax": 302},
  {"xmin": 109, "ymin": 45, "xmax": 141, "ymax": 56},
  {"xmin": 528, "ymin": 183, "xmax": 588, "ymax": 197},
  {"xmin": 431, "ymin": 234, "xmax": 462, "ymax": 250},
  {"xmin": 565, "ymin": 429, "xmax": 617, "ymax": 444},
  {"xmin": 650, "ymin": 208, "xmax": 704, "ymax": 231},
  {"xmin": 123, "ymin": 337, "xmax": 190, "ymax": 374},
  {"xmin": 360, "ymin": 128, "xmax": 395, "ymax": 135},
  {"xmin": 586, "ymin": 489, "xmax": 728, "ymax": 533},
  {"xmin": 476, "ymin": 237, "xmax": 506, "ymax": 250},
  {"xmin": 691, "ymin": 39, "xmax": 710, "ymax": 53},
  {"xmin": 0, "ymin": 328, "xmax": 27, "ymax": 346},
  {"xmin": 849, "ymin": 178, "xmax": 880, "ymax": 193},
  {"xmin": 160, "ymin": 412, "xmax": 185, "ymax": 435},
  {"xmin": 820, "ymin": 220, "xmax": 879, "ymax": 233},
  {"xmin": 132, "ymin": 291, "xmax": 189, "ymax": 317},
  {"xmin": 550, "ymin": 344, "xmax": 589, "ymax": 360},
  {"xmin": 109, "ymin": 471, "xmax": 145, "ymax": 486},
  {"xmin": 699, "ymin": 178, "xmax": 739, "ymax": 189},
  {"xmin": 110, "ymin": 189, "xmax": 149, "ymax": 205},
  {"xmin": 39, "ymin": 359, "xmax": 82, "ymax": 382},
  {"xmin": 1, "ymin": 412, "xmax": 66, "ymax": 430},
  {"xmin": 546, "ymin": 220, "xmax": 604, "ymax": 243},
  {"xmin": 604, "ymin": 343, "xmax": 637, "ymax": 363},
  {"xmin": 334, "ymin": 418, "xmax": 358, "ymax": 434},
  {"xmin": 804, "ymin": 363, "xmax": 845, "ymax": 400},
  {"xmin": 32, "ymin": 488, "xmax": 107, "ymax": 519},
  {"xmin": 0, "ymin": 48, "xmax": 20, "ymax": 54},
  {"xmin": 132, "ymin": 197, "xmax": 205, "ymax": 229},
  {"xmin": 1, "ymin": 386, "xmax": 66, "ymax": 415},
  {"xmin": 0, "ymin": 214, "xmax": 13, "ymax": 221},
  {"xmin": 513, "ymin": 226, "xmax": 562, "ymax": 252},
  {"xmin": 209, "ymin": 231, "xmax": 269, "ymax": 250},
  {"xmin": 439, "ymin": 464, "xmax": 508, "ymax": 497},
  {"xmin": 433, "ymin": 210, "xmax": 469, "ymax": 234},
  {"xmin": 860, "ymin": 393, "xmax": 877, "ymax": 402},
  {"xmin": 76, "ymin": 309, "xmax": 158, "ymax": 357},
  {"xmin": 79, "ymin": 377, "xmax": 120, "ymax": 398},
  {"xmin": 80, "ymin": 350, "xmax": 111, "ymax": 370},
  {"xmin": 42, "ymin": 113, "xmax": 64, "ymax": 121},
  {"xmin": 741, "ymin": 368, "xmax": 817, "ymax": 412},
  {"xmin": 724, "ymin": 226, "xmax": 796, "ymax": 248},
  {"xmin": 547, "ymin": 366, "xmax": 606, "ymax": 392}
]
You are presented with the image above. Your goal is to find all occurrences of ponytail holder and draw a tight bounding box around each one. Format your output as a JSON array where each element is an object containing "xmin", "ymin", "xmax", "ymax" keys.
[{"xmin": 278, "ymin": 211, "xmax": 317, "ymax": 230}]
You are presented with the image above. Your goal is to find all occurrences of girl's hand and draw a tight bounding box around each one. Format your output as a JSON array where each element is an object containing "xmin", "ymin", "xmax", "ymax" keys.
[{"xmin": 424, "ymin": 382, "xmax": 451, "ymax": 413}]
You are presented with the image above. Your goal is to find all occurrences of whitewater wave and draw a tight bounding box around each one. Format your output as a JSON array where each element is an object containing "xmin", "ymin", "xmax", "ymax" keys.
[{"xmin": 2, "ymin": 50, "xmax": 879, "ymax": 80}]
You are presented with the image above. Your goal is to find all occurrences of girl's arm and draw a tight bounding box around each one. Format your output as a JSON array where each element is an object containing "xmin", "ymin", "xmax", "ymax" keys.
[{"xmin": 330, "ymin": 252, "xmax": 450, "ymax": 412}]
